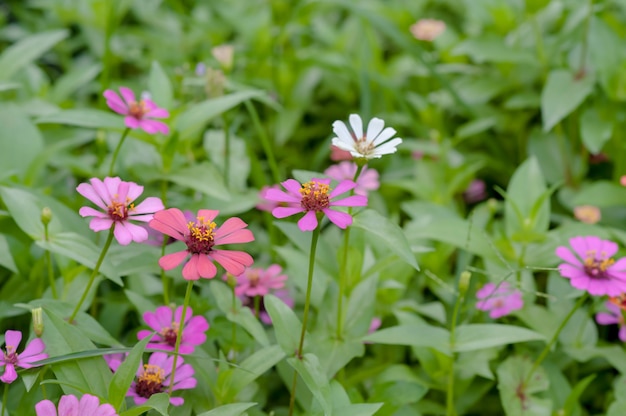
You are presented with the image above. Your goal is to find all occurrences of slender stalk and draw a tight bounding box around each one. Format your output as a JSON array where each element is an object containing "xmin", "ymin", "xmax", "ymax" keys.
[
  {"xmin": 336, "ymin": 164, "xmax": 365, "ymax": 340},
  {"xmin": 1, "ymin": 383, "xmax": 7, "ymax": 416},
  {"xmin": 446, "ymin": 279, "xmax": 466, "ymax": 416},
  {"xmin": 222, "ymin": 115, "xmax": 231, "ymax": 186},
  {"xmin": 230, "ymin": 284, "xmax": 237, "ymax": 357},
  {"xmin": 288, "ymin": 225, "xmax": 321, "ymax": 416},
  {"xmin": 523, "ymin": 294, "xmax": 587, "ymax": 387},
  {"xmin": 108, "ymin": 127, "xmax": 131, "ymax": 176},
  {"xmin": 43, "ymin": 221, "xmax": 58, "ymax": 299},
  {"xmin": 100, "ymin": 0, "xmax": 116, "ymax": 94},
  {"xmin": 578, "ymin": 0, "xmax": 594, "ymax": 75},
  {"xmin": 69, "ymin": 226, "xmax": 115, "ymax": 323},
  {"xmin": 244, "ymin": 100, "xmax": 281, "ymax": 185},
  {"xmin": 254, "ymin": 295, "xmax": 261, "ymax": 318},
  {"xmin": 169, "ymin": 281, "xmax": 194, "ymax": 394}
]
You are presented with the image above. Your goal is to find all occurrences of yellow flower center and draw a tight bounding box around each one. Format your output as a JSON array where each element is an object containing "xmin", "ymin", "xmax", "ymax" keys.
[
  {"xmin": 583, "ymin": 250, "xmax": 615, "ymax": 279},
  {"xmin": 300, "ymin": 181, "xmax": 331, "ymax": 211},
  {"xmin": 185, "ymin": 216, "xmax": 216, "ymax": 254}
]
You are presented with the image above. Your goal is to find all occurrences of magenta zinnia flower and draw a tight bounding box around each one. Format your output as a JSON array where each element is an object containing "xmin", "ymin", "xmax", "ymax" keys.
[
  {"xmin": 137, "ymin": 306, "xmax": 209, "ymax": 354},
  {"xmin": 555, "ymin": 236, "xmax": 626, "ymax": 296},
  {"xmin": 324, "ymin": 162, "xmax": 380, "ymax": 196},
  {"xmin": 35, "ymin": 394, "xmax": 117, "ymax": 416},
  {"xmin": 596, "ymin": 301, "xmax": 626, "ymax": 342},
  {"xmin": 149, "ymin": 208, "xmax": 255, "ymax": 280},
  {"xmin": 128, "ymin": 352, "xmax": 196, "ymax": 406},
  {"xmin": 104, "ymin": 87, "xmax": 169, "ymax": 135},
  {"xmin": 475, "ymin": 282, "xmax": 523, "ymax": 319},
  {"xmin": 234, "ymin": 265, "xmax": 288, "ymax": 297},
  {"xmin": 77, "ymin": 177, "xmax": 164, "ymax": 246},
  {"xmin": 1, "ymin": 330, "xmax": 47, "ymax": 384},
  {"xmin": 264, "ymin": 178, "xmax": 367, "ymax": 231}
]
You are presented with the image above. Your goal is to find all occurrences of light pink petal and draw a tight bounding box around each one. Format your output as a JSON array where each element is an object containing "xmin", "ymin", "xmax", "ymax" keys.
[
  {"xmin": 102, "ymin": 177, "xmax": 121, "ymax": 201},
  {"xmin": 558, "ymin": 263, "xmax": 588, "ymax": 280},
  {"xmin": 149, "ymin": 208, "xmax": 188, "ymax": 240},
  {"xmin": 124, "ymin": 116, "xmax": 140, "ymax": 129},
  {"xmin": 119, "ymin": 87, "xmax": 137, "ymax": 105},
  {"xmin": 140, "ymin": 119, "xmax": 169, "ymax": 135},
  {"xmin": 145, "ymin": 107, "xmax": 169, "ymax": 118},
  {"xmin": 365, "ymin": 117, "xmax": 385, "ymax": 142},
  {"xmin": 596, "ymin": 312, "xmax": 619, "ymax": 325},
  {"xmin": 210, "ymin": 250, "xmax": 254, "ymax": 276},
  {"xmin": 78, "ymin": 207, "xmax": 107, "ymax": 218},
  {"xmin": 329, "ymin": 180, "xmax": 357, "ymax": 198},
  {"xmin": 598, "ymin": 239, "xmax": 619, "ymax": 258},
  {"xmin": 196, "ymin": 255, "xmax": 218, "ymax": 279},
  {"xmin": 88, "ymin": 218, "xmax": 114, "ymax": 232},
  {"xmin": 555, "ymin": 246, "xmax": 582, "ymax": 266},
  {"xmin": 476, "ymin": 283, "xmax": 496, "ymax": 299},
  {"xmin": 298, "ymin": 210, "xmax": 319, "ymax": 231},
  {"xmin": 265, "ymin": 188, "xmax": 301, "ymax": 203},
  {"xmin": 124, "ymin": 182, "xmax": 144, "ymax": 203},
  {"xmin": 609, "ymin": 258, "xmax": 626, "ymax": 273},
  {"xmin": 123, "ymin": 221, "xmax": 150, "ymax": 243},
  {"xmin": 76, "ymin": 183, "xmax": 108, "ymax": 210},
  {"xmin": 103, "ymin": 90, "xmax": 128, "ymax": 114},
  {"xmin": 78, "ymin": 394, "xmax": 100, "ymax": 414},
  {"xmin": 323, "ymin": 209, "xmax": 353, "ymax": 229},
  {"xmin": 272, "ymin": 206, "xmax": 305, "ymax": 218},
  {"xmin": 331, "ymin": 195, "xmax": 368, "ymax": 207},
  {"xmin": 196, "ymin": 209, "xmax": 220, "ymax": 223},
  {"xmin": 35, "ymin": 399, "xmax": 57, "ymax": 416},
  {"xmin": 171, "ymin": 363, "xmax": 195, "ymax": 383},
  {"xmin": 5, "ymin": 330, "xmax": 22, "ymax": 347},
  {"xmin": 348, "ymin": 114, "xmax": 363, "ymax": 139},
  {"xmin": 282, "ymin": 179, "xmax": 304, "ymax": 196},
  {"xmin": 19, "ymin": 338, "xmax": 47, "ymax": 363},
  {"xmin": 159, "ymin": 251, "xmax": 189, "ymax": 270},
  {"xmin": 113, "ymin": 222, "xmax": 134, "ymax": 245},
  {"xmin": 182, "ymin": 254, "xmax": 201, "ymax": 280},
  {"xmin": 185, "ymin": 315, "xmax": 209, "ymax": 335},
  {"xmin": 154, "ymin": 306, "xmax": 174, "ymax": 329},
  {"xmin": 214, "ymin": 218, "xmax": 254, "ymax": 245},
  {"xmin": 0, "ymin": 364, "xmax": 17, "ymax": 383},
  {"xmin": 58, "ymin": 394, "xmax": 79, "ymax": 416},
  {"xmin": 169, "ymin": 397, "xmax": 184, "ymax": 406}
]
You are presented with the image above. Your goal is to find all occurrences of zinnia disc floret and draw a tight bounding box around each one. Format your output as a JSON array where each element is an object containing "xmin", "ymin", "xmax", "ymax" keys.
[
  {"xmin": 103, "ymin": 87, "xmax": 169, "ymax": 135},
  {"xmin": 149, "ymin": 208, "xmax": 255, "ymax": 280},
  {"xmin": 77, "ymin": 177, "xmax": 164, "ymax": 246},
  {"xmin": 555, "ymin": 236, "xmax": 626, "ymax": 296},
  {"xmin": 264, "ymin": 178, "xmax": 367, "ymax": 231},
  {"xmin": 331, "ymin": 114, "xmax": 402, "ymax": 160}
]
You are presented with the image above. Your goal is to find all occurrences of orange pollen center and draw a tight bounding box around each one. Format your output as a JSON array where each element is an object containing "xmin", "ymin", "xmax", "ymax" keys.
[
  {"xmin": 248, "ymin": 272, "xmax": 260, "ymax": 286},
  {"xmin": 135, "ymin": 364, "xmax": 165, "ymax": 398},
  {"xmin": 185, "ymin": 216, "xmax": 216, "ymax": 254},
  {"xmin": 299, "ymin": 181, "xmax": 331, "ymax": 211},
  {"xmin": 609, "ymin": 295, "xmax": 626, "ymax": 311},
  {"xmin": 128, "ymin": 100, "xmax": 148, "ymax": 119},
  {"xmin": 107, "ymin": 196, "xmax": 134, "ymax": 221},
  {"xmin": 583, "ymin": 250, "xmax": 615, "ymax": 279},
  {"xmin": 160, "ymin": 323, "xmax": 180, "ymax": 347}
]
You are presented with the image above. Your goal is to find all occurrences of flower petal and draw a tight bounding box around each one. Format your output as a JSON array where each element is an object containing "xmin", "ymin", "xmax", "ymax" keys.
[
  {"xmin": 329, "ymin": 180, "xmax": 357, "ymax": 199},
  {"xmin": 119, "ymin": 87, "xmax": 137, "ymax": 105},
  {"xmin": 196, "ymin": 255, "xmax": 217, "ymax": 279},
  {"xmin": 210, "ymin": 250, "xmax": 253, "ymax": 276},
  {"xmin": 322, "ymin": 208, "xmax": 352, "ymax": 229},
  {"xmin": 348, "ymin": 114, "xmax": 363, "ymax": 139},
  {"xmin": 331, "ymin": 195, "xmax": 368, "ymax": 207},
  {"xmin": 150, "ymin": 208, "xmax": 188, "ymax": 240},
  {"xmin": 5, "ymin": 330, "xmax": 22, "ymax": 348},
  {"xmin": 159, "ymin": 251, "xmax": 189, "ymax": 270},
  {"xmin": 35, "ymin": 399, "xmax": 57, "ymax": 416},
  {"xmin": 365, "ymin": 117, "xmax": 384, "ymax": 142},
  {"xmin": 103, "ymin": 89, "xmax": 128, "ymax": 114},
  {"xmin": 214, "ymin": 217, "xmax": 255, "ymax": 245},
  {"xmin": 371, "ymin": 126, "xmax": 397, "ymax": 146},
  {"xmin": 182, "ymin": 254, "xmax": 201, "ymax": 280},
  {"xmin": 272, "ymin": 206, "xmax": 304, "ymax": 218},
  {"xmin": 297, "ymin": 210, "xmax": 319, "ymax": 231}
]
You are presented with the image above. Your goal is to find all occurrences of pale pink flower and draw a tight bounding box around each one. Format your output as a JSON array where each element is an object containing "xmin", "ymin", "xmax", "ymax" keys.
[
  {"xmin": 556, "ymin": 236, "xmax": 626, "ymax": 296},
  {"xmin": 127, "ymin": 352, "xmax": 196, "ymax": 406},
  {"xmin": 212, "ymin": 44, "xmax": 234, "ymax": 70},
  {"xmin": 369, "ymin": 317, "xmax": 382, "ymax": 333},
  {"xmin": 77, "ymin": 177, "xmax": 164, "ymax": 246},
  {"xmin": 264, "ymin": 178, "xmax": 368, "ymax": 231},
  {"xmin": 35, "ymin": 394, "xmax": 117, "ymax": 416},
  {"xmin": 332, "ymin": 114, "xmax": 402, "ymax": 160},
  {"xmin": 324, "ymin": 162, "xmax": 380, "ymax": 196},
  {"xmin": 330, "ymin": 145, "xmax": 353, "ymax": 161},
  {"xmin": 234, "ymin": 265, "xmax": 288, "ymax": 297},
  {"xmin": 621, "ymin": 175, "xmax": 626, "ymax": 187},
  {"xmin": 476, "ymin": 282, "xmax": 524, "ymax": 319},
  {"xmin": 137, "ymin": 306, "xmax": 209, "ymax": 354},
  {"xmin": 410, "ymin": 19, "xmax": 446, "ymax": 41},
  {"xmin": 596, "ymin": 301, "xmax": 626, "ymax": 342},
  {"xmin": 574, "ymin": 205, "xmax": 601, "ymax": 224},
  {"xmin": 149, "ymin": 208, "xmax": 255, "ymax": 280},
  {"xmin": 1, "ymin": 330, "xmax": 47, "ymax": 384},
  {"xmin": 103, "ymin": 87, "xmax": 169, "ymax": 135}
]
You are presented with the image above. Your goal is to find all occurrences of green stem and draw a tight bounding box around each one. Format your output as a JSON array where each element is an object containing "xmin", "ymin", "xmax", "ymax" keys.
[
  {"xmin": 43, "ymin": 223, "xmax": 58, "ymax": 299},
  {"xmin": 288, "ymin": 225, "xmax": 321, "ymax": 416},
  {"xmin": 230, "ymin": 284, "xmax": 237, "ymax": 357},
  {"xmin": 222, "ymin": 115, "xmax": 231, "ymax": 186},
  {"xmin": 169, "ymin": 281, "xmax": 194, "ymax": 395},
  {"xmin": 69, "ymin": 226, "xmax": 115, "ymax": 323},
  {"xmin": 578, "ymin": 0, "xmax": 594, "ymax": 75},
  {"xmin": 446, "ymin": 280, "xmax": 466, "ymax": 416},
  {"xmin": 336, "ymin": 164, "xmax": 365, "ymax": 340},
  {"xmin": 1, "ymin": 383, "xmax": 7, "ymax": 416},
  {"xmin": 254, "ymin": 295, "xmax": 261, "ymax": 318},
  {"xmin": 108, "ymin": 127, "xmax": 131, "ymax": 176},
  {"xmin": 523, "ymin": 294, "xmax": 587, "ymax": 388},
  {"xmin": 244, "ymin": 100, "xmax": 281, "ymax": 184},
  {"xmin": 100, "ymin": 0, "xmax": 116, "ymax": 94},
  {"xmin": 160, "ymin": 238, "xmax": 170, "ymax": 306}
]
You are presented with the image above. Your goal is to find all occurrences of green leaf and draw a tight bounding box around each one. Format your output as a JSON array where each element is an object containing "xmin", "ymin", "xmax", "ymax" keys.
[
  {"xmin": 541, "ymin": 70, "xmax": 594, "ymax": 131},
  {"xmin": 0, "ymin": 235, "xmax": 17, "ymax": 273},
  {"xmin": 331, "ymin": 404, "xmax": 384, "ymax": 416},
  {"xmin": 49, "ymin": 62, "xmax": 102, "ymax": 103},
  {"xmin": 580, "ymin": 108, "xmax": 613, "ymax": 154},
  {"xmin": 352, "ymin": 209, "xmax": 419, "ymax": 271},
  {"xmin": 561, "ymin": 374, "xmax": 595, "ymax": 416},
  {"xmin": 197, "ymin": 403, "xmax": 257, "ymax": 416},
  {"xmin": 497, "ymin": 356, "xmax": 551, "ymax": 416},
  {"xmin": 118, "ymin": 393, "xmax": 170, "ymax": 416},
  {"xmin": 0, "ymin": 105, "xmax": 44, "ymax": 180},
  {"xmin": 162, "ymin": 162, "xmax": 230, "ymax": 201},
  {"xmin": 362, "ymin": 324, "xmax": 451, "ymax": 356},
  {"xmin": 148, "ymin": 61, "xmax": 173, "ymax": 110},
  {"xmin": 228, "ymin": 345, "xmax": 285, "ymax": 393},
  {"xmin": 108, "ymin": 336, "xmax": 152, "ymax": 410},
  {"xmin": 570, "ymin": 181, "xmax": 626, "ymax": 207},
  {"xmin": 288, "ymin": 353, "xmax": 332, "ymax": 415},
  {"xmin": 36, "ymin": 109, "xmax": 123, "ymax": 129},
  {"xmin": 265, "ymin": 293, "xmax": 302, "ymax": 355},
  {"xmin": 0, "ymin": 29, "xmax": 68, "ymax": 80},
  {"xmin": 451, "ymin": 35, "xmax": 536, "ymax": 64},
  {"xmin": 454, "ymin": 324, "xmax": 545, "ymax": 352}
]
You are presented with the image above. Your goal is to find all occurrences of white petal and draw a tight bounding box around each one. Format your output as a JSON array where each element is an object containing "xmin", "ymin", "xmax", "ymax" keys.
[
  {"xmin": 372, "ymin": 127, "xmax": 398, "ymax": 146},
  {"xmin": 372, "ymin": 138, "xmax": 402, "ymax": 156},
  {"xmin": 348, "ymin": 114, "xmax": 363, "ymax": 139},
  {"xmin": 331, "ymin": 137, "xmax": 356, "ymax": 152},
  {"xmin": 366, "ymin": 118, "xmax": 385, "ymax": 143}
]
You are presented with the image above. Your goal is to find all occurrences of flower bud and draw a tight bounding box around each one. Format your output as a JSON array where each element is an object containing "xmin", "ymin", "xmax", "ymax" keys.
[
  {"xmin": 32, "ymin": 307, "xmax": 44, "ymax": 337},
  {"xmin": 459, "ymin": 271, "xmax": 472, "ymax": 296},
  {"xmin": 211, "ymin": 44, "xmax": 234, "ymax": 72},
  {"xmin": 41, "ymin": 207, "xmax": 52, "ymax": 226}
]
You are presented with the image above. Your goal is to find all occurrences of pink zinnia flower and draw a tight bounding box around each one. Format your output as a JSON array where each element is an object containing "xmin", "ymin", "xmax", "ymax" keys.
[
  {"xmin": 77, "ymin": 177, "xmax": 164, "ymax": 246},
  {"xmin": 410, "ymin": 19, "xmax": 446, "ymax": 41},
  {"xmin": 240, "ymin": 288, "xmax": 294, "ymax": 325},
  {"xmin": 103, "ymin": 352, "xmax": 127, "ymax": 372},
  {"xmin": 264, "ymin": 178, "xmax": 368, "ymax": 231},
  {"xmin": 475, "ymin": 282, "xmax": 524, "ymax": 319},
  {"xmin": 35, "ymin": 394, "xmax": 117, "ymax": 416},
  {"xmin": 1, "ymin": 330, "xmax": 47, "ymax": 384},
  {"xmin": 127, "ymin": 352, "xmax": 196, "ymax": 406},
  {"xmin": 555, "ymin": 236, "xmax": 626, "ymax": 296},
  {"xmin": 137, "ymin": 306, "xmax": 209, "ymax": 354},
  {"xmin": 234, "ymin": 265, "xmax": 288, "ymax": 297},
  {"xmin": 149, "ymin": 208, "xmax": 255, "ymax": 280},
  {"xmin": 596, "ymin": 301, "xmax": 626, "ymax": 342},
  {"xmin": 103, "ymin": 87, "xmax": 169, "ymax": 135},
  {"xmin": 324, "ymin": 162, "xmax": 380, "ymax": 196}
]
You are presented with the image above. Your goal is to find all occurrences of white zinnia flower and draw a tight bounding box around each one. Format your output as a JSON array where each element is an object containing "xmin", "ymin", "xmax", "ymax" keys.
[{"xmin": 331, "ymin": 114, "xmax": 403, "ymax": 159}]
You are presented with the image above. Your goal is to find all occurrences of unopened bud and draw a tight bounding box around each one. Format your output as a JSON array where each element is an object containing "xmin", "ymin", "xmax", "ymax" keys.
[
  {"xmin": 32, "ymin": 307, "xmax": 44, "ymax": 337},
  {"xmin": 41, "ymin": 207, "xmax": 52, "ymax": 226},
  {"xmin": 224, "ymin": 273, "xmax": 237, "ymax": 288},
  {"xmin": 211, "ymin": 44, "xmax": 234, "ymax": 72},
  {"xmin": 459, "ymin": 271, "xmax": 472, "ymax": 295}
]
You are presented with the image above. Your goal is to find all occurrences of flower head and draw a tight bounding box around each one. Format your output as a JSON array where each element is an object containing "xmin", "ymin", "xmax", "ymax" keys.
[
  {"xmin": 103, "ymin": 87, "xmax": 169, "ymax": 135},
  {"xmin": 463, "ymin": 179, "xmax": 487, "ymax": 204},
  {"xmin": 137, "ymin": 306, "xmax": 209, "ymax": 354},
  {"xmin": 475, "ymin": 282, "xmax": 524, "ymax": 319},
  {"xmin": 332, "ymin": 114, "xmax": 402, "ymax": 160},
  {"xmin": 128, "ymin": 352, "xmax": 196, "ymax": 406},
  {"xmin": 149, "ymin": 208, "xmax": 255, "ymax": 280},
  {"xmin": 240, "ymin": 288, "xmax": 294, "ymax": 325},
  {"xmin": 1, "ymin": 330, "xmax": 47, "ymax": 384},
  {"xmin": 35, "ymin": 393, "xmax": 117, "ymax": 416},
  {"xmin": 555, "ymin": 236, "xmax": 626, "ymax": 296},
  {"xmin": 596, "ymin": 301, "xmax": 626, "ymax": 342},
  {"xmin": 264, "ymin": 178, "xmax": 367, "ymax": 231},
  {"xmin": 410, "ymin": 19, "xmax": 446, "ymax": 41},
  {"xmin": 324, "ymin": 162, "xmax": 380, "ymax": 196},
  {"xmin": 77, "ymin": 177, "xmax": 164, "ymax": 246},
  {"xmin": 574, "ymin": 205, "xmax": 601, "ymax": 224},
  {"xmin": 234, "ymin": 265, "xmax": 288, "ymax": 298}
]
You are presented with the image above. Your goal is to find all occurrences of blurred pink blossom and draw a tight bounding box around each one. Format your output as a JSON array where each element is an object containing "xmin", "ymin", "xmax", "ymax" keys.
[
  {"xmin": 463, "ymin": 179, "xmax": 487, "ymax": 204},
  {"xmin": 103, "ymin": 87, "xmax": 169, "ymax": 135},
  {"xmin": 324, "ymin": 162, "xmax": 380, "ymax": 196},
  {"xmin": 476, "ymin": 282, "xmax": 523, "ymax": 319},
  {"xmin": 137, "ymin": 306, "xmax": 209, "ymax": 354},
  {"xmin": 35, "ymin": 394, "xmax": 117, "ymax": 416},
  {"xmin": 234, "ymin": 265, "xmax": 288, "ymax": 297},
  {"xmin": 330, "ymin": 145, "xmax": 353, "ymax": 161},
  {"xmin": 596, "ymin": 301, "xmax": 626, "ymax": 342},
  {"xmin": 573, "ymin": 205, "xmax": 601, "ymax": 224},
  {"xmin": 410, "ymin": 19, "xmax": 446, "ymax": 41}
]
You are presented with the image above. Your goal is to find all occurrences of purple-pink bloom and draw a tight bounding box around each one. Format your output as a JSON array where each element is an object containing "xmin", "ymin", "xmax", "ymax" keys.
[
  {"xmin": 463, "ymin": 179, "xmax": 487, "ymax": 204},
  {"xmin": 137, "ymin": 306, "xmax": 209, "ymax": 354},
  {"xmin": 35, "ymin": 393, "xmax": 117, "ymax": 416},
  {"xmin": 475, "ymin": 282, "xmax": 523, "ymax": 319},
  {"xmin": 1, "ymin": 330, "xmax": 47, "ymax": 384},
  {"xmin": 324, "ymin": 162, "xmax": 380, "ymax": 196},
  {"xmin": 555, "ymin": 236, "xmax": 626, "ymax": 296},
  {"xmin": 240, "ymin": 288, "xmax": 294, "ymax": 325},
  {"xmin": 77, "ymin": 177, "xmax": 164, "ymax": 246},
  {"xmin": 264, "ymin": 178, "xmax": 368, "ymax": 231},
  {"xmin": 596, "ymin": 301, "xmax": 626, "ymax": 342},
  {"xmin": 234, "ymin": 265, "xmax": 288, "ymax": 297},
  {"xmin": 103, "ymin": 87, "xmax": 169, "ymax": 135},
  {"xmin": 128, "ymin": 352, "xmax": 196, "ymax": 406}
]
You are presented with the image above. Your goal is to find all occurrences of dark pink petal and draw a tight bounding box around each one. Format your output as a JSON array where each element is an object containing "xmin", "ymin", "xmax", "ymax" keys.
[
  {"xmin": 78, "ymin": 207, "xmax": 108, "ymax": 218},
  {"xmin": 298, "ymin": 210, "xmax": 319, "ymax": 231},
  {"xmin": 210, "ymin": 250, "xmax": 253, "ymax": 276},
  {"xmin": 196, "ymin": 255, "xmax": 217, "ymax": 279},
  {"xmin": 182, "ymin": 254, "xmax": 201, "ymax": 280},
  {"xmin": 0, "ymin": 364, "xmax": 16, "ymax": 383},
  {"xmin": 174, "ymin": 306, "xmax": 191, "ymax": 325},
  {"xmin": 282, "ymin": 179, "xmax": 304, "ymax": 196},
  {"xmin": 322, "ymin": 208, "xmax": 352, "ymax": 229},
  {"xmin": 103, "ymin": 89, "xmax": 128, "ymax": 114},
  {"xmin": 331, "ymin": 195, "xmax": 368, "ymax": 207},
  {"xmin": 150, "ymin": 208, "xmax": 188, "ymax": 240},
  {"xmin": 597, "ymin": 239, "xmax": 619, "ymax": 258},
  {"xmin": 171, "ymin": 362, "xmax": 195, "ymax": 383},
  {"xmin": 76, "ymin": 183, "xmax": 108, "ymax": 210},
  {"xmin": 609, "ymin": 258, "xmax": 626, "ymax": 272},
  {"xmin": 329, "ymin": 180, "xmax": 357, "ymax": 198},
  {"xmin": 558, "ymin": 263, "xmax": 588, "ymax": 280},
  {"xmin": 555, "ymin": 246, "xmax": 582, "ymax": 266},
  {"xmin": 272, "ymin": 206, "xmax": 304, "ymax": 218},
  {"xmin": 596, "ymin": 312, "xmax": 619, "ymax": 325},
  {"xmin": 155, "ymin": 306, "xmax": 174, "ymax": 328},
  {"xmin": 89, "ymin": 218, "xmax": 114, "ymax": 232},
  {"xmin": 137, "ymin": 329, "xmax": 159, "ymax": 343},
  {"xmin": 19, "ymin": 338, "xmax": 47, "ymax": 365},
  {"xmin": 34, "ymin": 399, "xmax": 57, "ymax": 416},
  {"xmin": 159, "ymin": 250, "xmax": 189, "ymax": 270},
  {"xmin": 119, "ymin": 87, "xmax": 136, "ymax": 105},
  {"xmin": 124, "ymin": 116, "xmax": 141, "ymax": 129},
  {"xmin": 5, "ymin": 330, "xmax": 22, "ymax": 347}
]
